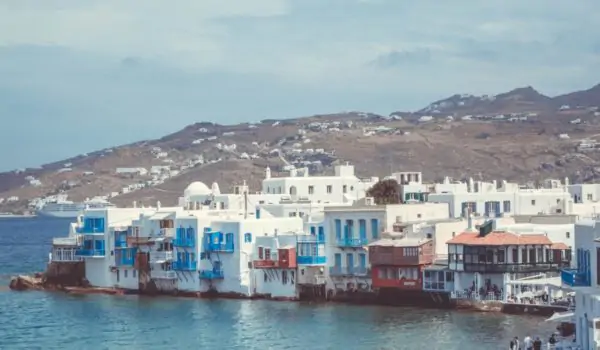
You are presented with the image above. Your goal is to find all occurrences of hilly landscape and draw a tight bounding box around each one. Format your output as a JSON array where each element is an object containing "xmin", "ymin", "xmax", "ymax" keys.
[{"xmin": 3, "ymin": 83, "xmax": 600, "ymax": 214}]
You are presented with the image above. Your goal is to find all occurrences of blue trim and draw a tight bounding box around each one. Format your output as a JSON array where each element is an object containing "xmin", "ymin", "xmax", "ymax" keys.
[
  {"xmin": 561, "ymin": 248, "xmax": 591, "ymax": 287},
  {"xmin": 173, "ymin": 260, "xmax": 197, "ymax": 271},
  {"xmin": 77, "ymin": 217, "xmax": 105, "ymax": 234},
  {"xmin": 297, "ymin": 256, "xmax": 326, "ymax": 265},
  {"xmin": 199, "ymin": 269, "xmax": 224, "ymax": 279},
  {"xmin": 76, "ymin": 249, "xmax": 105, "ymax": 257},
  {"xmin": 115, "ymin": 247, "xmax": 137, "ymax": 266},
  {"xmin": 174, "ymin": 227, "xmax": 195, "ymax": 247},
  {"xmin": 371, "ymin": 219, "xmax": 379, "ymax": 239},
  {"xmin": 336, "ymin": 237, "xmax": 369, "ymax": 247}
]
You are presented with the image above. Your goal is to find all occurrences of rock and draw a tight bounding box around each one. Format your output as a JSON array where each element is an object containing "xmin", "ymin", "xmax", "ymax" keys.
[{"xmin": 9, "ymin": 275, "xmax": 42, "ymax": 291}]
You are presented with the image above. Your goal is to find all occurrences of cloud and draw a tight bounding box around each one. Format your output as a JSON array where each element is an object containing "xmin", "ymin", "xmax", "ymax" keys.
[{"xmin": 1, "ymin": 0, "xmax": 600, "ymax": 170}]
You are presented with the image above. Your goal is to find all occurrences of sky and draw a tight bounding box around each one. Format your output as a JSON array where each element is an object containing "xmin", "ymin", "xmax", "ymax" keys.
[{"xmin": 1, "ymin": 0, "xmax": 600, "ymax": 171}]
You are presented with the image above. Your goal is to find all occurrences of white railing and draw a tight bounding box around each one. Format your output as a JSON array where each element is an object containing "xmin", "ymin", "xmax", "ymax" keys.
[
  {"xmin": 150, "ymin": 251, "xmax": 173, "ymax": 263},
  {"xmin": 52, "ymin": 237, "xmax": 80, "ymax": 246},
  {"xmin": 160, "ymin": 228, "xmax": 175, "ymax": 237},
  {"xmin": 51, "ymin": 247, "xmax": 82, "ymax": 262},
  {"xmin": 451, "ymin": 291, "xmax": 503, "ymax": 301},
  {"xmin": 151, "ymin": 270, "xmax": 177, "ymax": 279}
]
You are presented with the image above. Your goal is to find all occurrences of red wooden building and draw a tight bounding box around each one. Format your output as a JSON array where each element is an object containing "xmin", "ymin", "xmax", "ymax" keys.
[
  {"xmin": 368, "ymin": 238, "xmax": 434, "ymax": 291},
  {"xmin": 253, "ymin": 247, "xmax": 297, "ymax": 269}
]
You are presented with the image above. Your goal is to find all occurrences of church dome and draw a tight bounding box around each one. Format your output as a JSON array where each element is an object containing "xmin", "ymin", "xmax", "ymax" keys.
[{"xmin": 184, "ymin": 181, "xmax": 211, "ymax": 197}]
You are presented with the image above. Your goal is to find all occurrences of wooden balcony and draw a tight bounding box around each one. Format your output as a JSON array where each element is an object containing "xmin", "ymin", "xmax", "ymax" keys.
[
  {"xmin": 253, "ymin": 260, "xmax": 279, "ymax": 268},
  {"xmin": 127, "ymin": 236, "xmax": 153, "ymax": 246}
]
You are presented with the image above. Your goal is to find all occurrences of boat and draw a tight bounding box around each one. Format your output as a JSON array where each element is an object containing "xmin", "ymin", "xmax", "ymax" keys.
[{"xmin": 37, "ymin": 197, "xmax": 114, "ymax": 218}]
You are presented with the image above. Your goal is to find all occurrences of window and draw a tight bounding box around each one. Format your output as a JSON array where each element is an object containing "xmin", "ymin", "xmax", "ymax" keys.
[
  {"xmin": 133, "ymin": 270, "xmax": 137, "ymax": 278},
  {"xmin": 343, "ymin": 185, "xmax": 347, "ymax": 193},
  {"xmin": 371, "ymin": 219, "xmax": 379, "ymax": 239},
  {"xmin": 531, "ymin": 199, "xmax": 536, "ymax": 205},
  {"xmin": 124, "ymin": 270, "xmax": 128, "ymax": 278},
  {"xmin": 291, "ymin": 271, "xmax": 295, "ymax": 285},
  {"xmin": 497, "ymin": 249, "xmax": 505, "ymax": 263},
  {"xmin": 512, "ymin": 248, "xmax": 518, "ymax": 263},
  {"xmin": 503, "ymin": 200, "xmax": 511, "ymax": 213},
  {"xmin": 326, "ymin": 185, "xmax": 332, "ymax": 193},
  {"xmin": 417, "ymin": 213, "xmax": 422, "ymax": 219},
  {"xmin": 308, "ymin": 186, "xmax": 314, "ymax": 194},
  {"xmin": 522, "ymin": 248, "xmax": 528, "ymax": 263},
  {"xmin": 282, "ymin": 270, "xmax": 288, "ymax": 284},
  {"xmin": 299, "ymin": 212, "xmax": 304, "ymax": 217},
  {"xmin": 265, "ymin": 248, "xmax": 271, "ymax": 260},
  {"xmin": 557, "ymin": 198, "xmax": 561, "ymax": 204},
  {"xmin": 244, "ymin": 233, "xmax": 252, "ymax": 243},
  {"xmin": 566, "ymin": 232, "xmax": 570, "ymax": 238},
  {"xmin": 258, "ymin": 247, "xmax": 264, "ymax": 259},
  {"xmin": 588, "ymin": 194, "xmax": 593, "ymax": 201}
]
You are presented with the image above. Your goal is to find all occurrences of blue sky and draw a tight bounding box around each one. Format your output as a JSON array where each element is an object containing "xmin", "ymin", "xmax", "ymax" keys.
[{"xmin": 1, "ymin": 0, "xmax": 600, "ymax": 171}]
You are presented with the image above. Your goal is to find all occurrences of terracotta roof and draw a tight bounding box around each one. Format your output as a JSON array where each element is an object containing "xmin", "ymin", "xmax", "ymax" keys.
[
  {"xmin": 447, "ymin": 231, "xmax": 552, "ymax": 246},
  {"xmin": 368, "ymin": 238, "xmax": 431, "ymax": 247},
  {"xmin": 551, "ymin": 242, "xmax": 569, "ymax": 250}
]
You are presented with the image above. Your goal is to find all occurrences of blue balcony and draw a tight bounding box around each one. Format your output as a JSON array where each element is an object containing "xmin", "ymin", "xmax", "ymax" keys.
[
  {"xmin": 173, "ymin": 261, "xmax": 197, "ymax": 271},
  {"xmin": 336, "ymin": 238, "xmax": 368, "ymax": 247},
  {"xmin": 297, "ymin": 236, "xmax": 325, "ymax": 243},
  {"xmin": 205, "ymin": 241, "xmax": 234, "ymax": 253},
  {"xmin": 199, "ymin": 269, "xmax": 224, "ymax": 280},
  {"xmin": 173, "ymin": 237, "xmax": 195, "ymax": 248},
  {"xmin": 77, "ymin": 218, "xmax": 105, "ymax": 234},
  {"xmin": 75, "ymin": 249, "xmax": 106, "ymax": 257},
  {"xmin": 297, "ymin": 256, "xmax": 326, "ymax": 265},
  {"xmin": 561, "ymin": 269, "xmax": 590, "ymax": 287}
]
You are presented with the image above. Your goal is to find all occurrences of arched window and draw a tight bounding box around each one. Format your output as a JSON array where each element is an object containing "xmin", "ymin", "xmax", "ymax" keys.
[{"xmin": 244, "ymin": 233, "xmax": 252, "ymax": 243}]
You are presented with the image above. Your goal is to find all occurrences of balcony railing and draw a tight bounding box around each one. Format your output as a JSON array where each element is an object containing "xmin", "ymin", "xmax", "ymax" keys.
[
  {"xmin": 253, "ymin": 260, "xmax": 278, "ymax": 268},
  {"xmin": 297, "ymin": 256, "xmax": 326, "ymax": 265},
  {"xmin": 114, "ymin": 238, "xmax": 128, "ymax": 249},
  {"xmin": 463, "ymin": 262, "xmax": 569, "ymax": 273},
  {"xmin": 336, "ymin": 237, "xmax": 368, "ymax": 248},
  {"xmin": 150, "ymin": 251, "xmax": 174, "ymax": 264},
  {"xmin": 205, "ymin": 241, "xmax": 234, "ymax": 253},
  {"xmin": 297, "ymin": 236, "xmax": 325, "ymax": 243},
  {"xmin": 151, "ymin": 270, "xmax": 177, "ymax": 280},
  {"xmin": 199, "ymin": 269, "xmax": 224, "ymax": 280},
  {"xmin": 52, "ymin": 237, "xmax": 80, "ymax": 246},
  {"xmin": 159, "ymin": 228, "xmax": 176, "ymax": 237},
  {"xmin": 561, "ymin": 269, "xmax": 591, "ymax": 287},
  {"xmin": 329, "ymin": 266, "xmax": 370, "ymax": 276},
  {"xmin": 173, "ymin": 237, "xmax": 195, "ymax": 248},
  {"xmin": 75, "ymin": 249, "xmax": 105, "ymax": 257},
  {"xmin": 172, "ymin": 261, "xmax": 197, "ymax": 271},
  {"xmin": 76, "ymin": 226, "xmax": 104, "ymax": 235}
]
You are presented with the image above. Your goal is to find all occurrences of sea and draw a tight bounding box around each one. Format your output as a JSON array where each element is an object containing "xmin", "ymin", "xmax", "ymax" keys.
[{"xmin": 0, "ymin": 217, "xmax": 557, "ymax": 350}]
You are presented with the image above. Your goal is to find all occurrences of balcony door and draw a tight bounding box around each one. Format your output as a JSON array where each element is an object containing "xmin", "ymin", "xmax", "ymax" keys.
[{"xmin": 346, "ymin": 254, "xmax": 354, "ymax": 271}]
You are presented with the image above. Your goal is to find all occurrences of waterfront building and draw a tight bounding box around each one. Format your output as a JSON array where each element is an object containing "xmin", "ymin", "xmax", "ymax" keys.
[
  {"xmin": 560, "ymin": 218, "xmax": 600, "ymax": 349},
  {"xmin": 323, "ymin": 201, "xmax": 449, "ymax": 295},
  {"xmin": 252, "ymin": 234, "xmax": 299, "ymax": 299},
  {"xmin": 445, "ymin": 220, "xmax": 571, "ymax": 301}
]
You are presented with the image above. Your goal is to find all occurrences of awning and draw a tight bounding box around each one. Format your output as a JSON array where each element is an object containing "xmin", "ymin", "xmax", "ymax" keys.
[
  {"xmin": 545, "ymin": 311, "xmax": 574, "ymax": 323},
  {"xmin": 150, "ymin": 212, "xmax": 171, "ymax": 220},
  {"xmin": 506, "ymin": 277, "xmax": 563, "ymax": 288}
]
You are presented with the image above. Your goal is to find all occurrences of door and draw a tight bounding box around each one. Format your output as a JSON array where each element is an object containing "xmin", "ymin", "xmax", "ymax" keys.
[
  {"xmin": 334, "ymin": 253, "xmax": 341, "ymax": 271},
  {"xmin": 359, "ymin": 220, "xmax": 367, "ymax": 241},
  {"xmin": 318, "ymin": 226, "xmax": 325, "ymax": 242},
  {"xmin": 347, "ymin": 254, "xmax": 354, "ymax": 274},
  {"xmin": 359, "ymin": 253, "xmax": 366, "ymax": 268}
]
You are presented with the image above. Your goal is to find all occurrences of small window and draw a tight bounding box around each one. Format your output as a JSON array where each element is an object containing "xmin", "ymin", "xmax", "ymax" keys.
[
  {"xmin": 308, "ymin": 186, "xmax": 314, "ymax": 194},
  {"xmin": 426, "ymin": 233, "xmax": 432, "ymax": 239},
  {"xmin": 299, "ymin": 212, "xmax": 304, "ymax": 217},
  {"xmin": 531, "ymin": 199, "xmax": 536, "ymax": 205},
  {"xmin": 566, "ymin": 232, "xmax": 570, "ymax": 238},
  {"xmin": 326, "ymin": 185, "xmax": 332, "ymax": 193},
  {"xmin": 556, "ymin": 198, "xmax": 561, "ymax": 204},
  {"xmin": 282, "ymin": 270, "xmax": 288, "ymax": 284},
  {"xmin": 588, "ymin": 194, "xmax": 593, "ymax": 201},
  {"xmin": 133, "ymin": 270, "xmax": 137, "ymax": 278},
  {"xmin": 343, "ymin": 185, "xmax": 347, "ymax": 193},
  {"xmin": 124, "ymin": 270, "xmax": 128, "ymax": 278},
  {"xmin": 452, "ymin": 232, "xmax": 456, "ymax": 237},
  {"xmin": 417, "ymin": 213, "xmax": 422, "ymax": 219},
  {"xmin": 244, "ymin": 233, "xmax": 252, "ymax": 243},
  {"xmin": 265, "ymin": 248, "xmax": 271, "ymax": 260},
  {"xmin": 258, "ymin": 247, "xmax": 264, "ymax": 259}
]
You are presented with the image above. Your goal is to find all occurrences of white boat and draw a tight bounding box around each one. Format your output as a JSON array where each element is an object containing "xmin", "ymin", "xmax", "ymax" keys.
[{"xmin": 37, "ymin": 197, "xmax": 114, "ymax": 218}]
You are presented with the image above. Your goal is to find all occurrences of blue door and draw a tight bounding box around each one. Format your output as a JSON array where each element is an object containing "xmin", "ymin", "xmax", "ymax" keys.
[
  {"xmin": 359, "ymin": 253, "xmax": 366, "ymax": 268},
  {"xmin": 335, "ymin": 219, "xmax": 342, "ymax": 240},
  {"xmin": 359, "ymin": 219, "xmax": 367, "ymax": 241},
  {"xmin": 347, "ymin": 254, "xmax": 354, "ymax": 273},
  {"xmin": 310, "ymin": 226, "xmax": 316, "ymax": 236},
  {"xmin": 317, "ymin": 226, "xmax": 325, "ymax": 242},
  {"xmin": 371, "ymin": 219, "xmax": 379, "ymax": 239},
  {"xmin": 334, "ymin": 253, "xmax": 341, "ymax": 267}
]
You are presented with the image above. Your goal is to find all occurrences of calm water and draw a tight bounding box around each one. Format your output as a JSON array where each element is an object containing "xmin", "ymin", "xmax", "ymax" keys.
[{"xmin": 0, "ymin": 217, "xmax": 555, "ymax": 349}]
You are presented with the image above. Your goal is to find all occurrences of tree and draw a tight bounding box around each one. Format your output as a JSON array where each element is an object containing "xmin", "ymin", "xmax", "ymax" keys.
[{"xmin": 367, "ymin": 179, "xmax": 400, "ymax": 205}]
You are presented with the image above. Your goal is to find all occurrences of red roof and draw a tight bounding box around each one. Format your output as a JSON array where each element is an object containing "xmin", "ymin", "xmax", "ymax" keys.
[
  {"xmin": 447, "ymin": 231, "xmax": 553, "ymax": 246},
  {"xmin": 551, "ymin": 242, "xmax": 569, "ymax": 250}
]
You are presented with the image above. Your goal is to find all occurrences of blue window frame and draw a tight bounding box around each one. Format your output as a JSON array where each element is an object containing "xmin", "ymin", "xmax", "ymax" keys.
[
  {"xmin": 335, "ymin": 219, "xmax": 341, "ymax": 240},
  {"xmin": 310, "ymin": 226, "xmax": 316, "ymax": 236},
  {"xmin": 244, "ymin": 233, "xmax": 252, "ymax": 243},
  {"xmin": 371, "ymin": 219, "xmax": 379, "ymax": 239},
  {"xmin": 359, "ymin": 219, "xmax": 367, "ymax": 240},
  {"xmin": 317, "ymin": 226, "xmax": 325, "ymax": 242}
]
